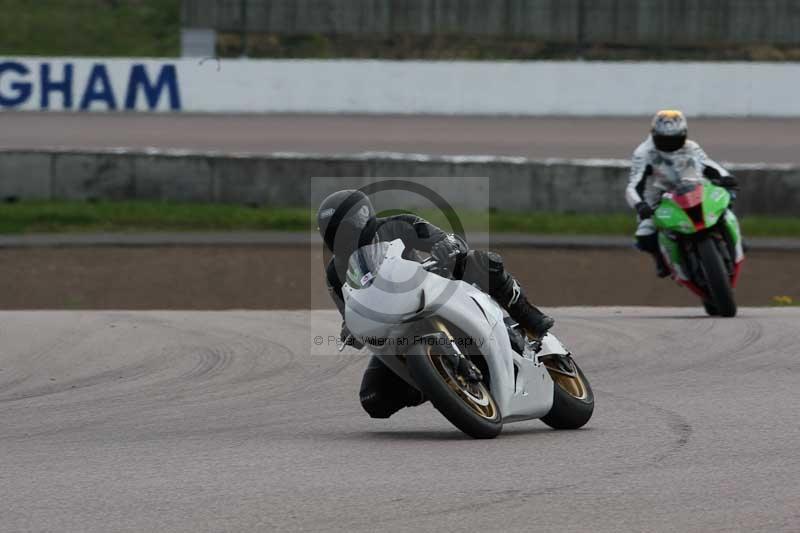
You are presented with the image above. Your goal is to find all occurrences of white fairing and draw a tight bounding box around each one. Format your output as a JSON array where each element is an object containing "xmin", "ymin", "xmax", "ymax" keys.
[{"xmin": 343, "ymin": 239, "xmax": 565, "ymax": 423}]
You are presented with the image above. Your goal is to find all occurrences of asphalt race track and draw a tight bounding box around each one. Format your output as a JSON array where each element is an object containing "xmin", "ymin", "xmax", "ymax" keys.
[
  {"xmin": 3, "ymin": 113, "xmax": 800, "ymax": 163},
  {"xmin": 1, "ymin": 308, "xmax": 798, "ymax": 532}
]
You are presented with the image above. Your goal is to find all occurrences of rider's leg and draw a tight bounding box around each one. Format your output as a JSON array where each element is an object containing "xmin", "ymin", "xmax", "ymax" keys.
[
  {"xmin": 635, "ymin": 219, "xmax": 670, "ymax": 278},
  {"xmin": 457, "ymin": 250, "xmax": 554, "ymax": 339},
  {"xmin": 359, "ymin": 356, "xmax": 424, "ymax": 418}
]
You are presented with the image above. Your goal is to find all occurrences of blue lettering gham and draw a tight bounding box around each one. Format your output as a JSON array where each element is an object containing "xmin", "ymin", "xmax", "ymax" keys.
[{"xmin": 0, "ymin": 60, "xmax": 181, "ymax": 111}]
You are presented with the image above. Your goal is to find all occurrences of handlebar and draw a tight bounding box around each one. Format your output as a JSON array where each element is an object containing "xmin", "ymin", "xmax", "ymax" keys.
[
  {"xmin": 422, "ymin": 248, "xmax": 465, "ymax": 272},
  {"xmin": 421, "ymin": 258, "xmax": 439, "ymax": 270}
]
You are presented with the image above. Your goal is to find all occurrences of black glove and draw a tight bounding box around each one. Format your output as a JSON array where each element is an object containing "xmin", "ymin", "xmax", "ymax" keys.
[
  {"xmin": 430, "ymin": 234, "xmax": 468, "ymax": 269},
  {"xmin": 635, "ymin": 201, "xmax": 654, "ymax": 220},
  {"xmin": 716, "ymin": 174, "xmax": 739, "ymax": 191},
  {"xmin": 340, "ymin": 322, "xmax": 364, "ymax": 350}
]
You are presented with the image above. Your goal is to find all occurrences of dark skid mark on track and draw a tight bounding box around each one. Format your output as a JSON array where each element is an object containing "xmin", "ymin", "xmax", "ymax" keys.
[{"xmin": 600, "ymin": 390, "xmax": 693, "ymax": 464}]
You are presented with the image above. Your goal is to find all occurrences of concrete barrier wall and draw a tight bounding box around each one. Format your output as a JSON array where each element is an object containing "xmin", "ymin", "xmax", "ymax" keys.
[
  {"xmin": 2, "ymin": 57, "xmax": 800, "ymax": 116},
  {"xmin": 1, "ymin": 149, "xmax": 797, "ymax": 216},
  {"xmin": 182, "ymin": 0, "xmax": 800, "ymax": 46}
]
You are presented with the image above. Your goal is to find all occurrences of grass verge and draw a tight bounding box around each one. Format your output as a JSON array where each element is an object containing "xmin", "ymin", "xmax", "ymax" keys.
[
  {"xmin": 0, "ymin": 201, "xmax": 798, "ymax": 238},
  {"xmin": 0, "ymin": 0, "xmax": 180, "ymax": 57},
  {"xmin": 218, "ymin": 32, "xmax": 800, "ymax": 62},
  {"xmin": 0, "ymin": 201, "xmax": 312, "ymax": 234}
]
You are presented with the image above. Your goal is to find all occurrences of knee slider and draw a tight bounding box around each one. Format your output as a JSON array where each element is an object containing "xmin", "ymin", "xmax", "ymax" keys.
[
  {"xmin": 469, "ymin": 250, "xmax": 518, "ymax": 304},
  {"xmin": 471, "ymin": 250, "xmax": 504, "ymax": 273},
  {"xmin": 471, "ymin": 250, "xmax": 507, "ymax": 281}
]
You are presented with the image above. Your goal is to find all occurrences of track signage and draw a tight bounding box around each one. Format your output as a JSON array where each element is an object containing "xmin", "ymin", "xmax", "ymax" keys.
[{"xmin": 0, "ymin": 60, "xmax": 181, "ymax": 111}]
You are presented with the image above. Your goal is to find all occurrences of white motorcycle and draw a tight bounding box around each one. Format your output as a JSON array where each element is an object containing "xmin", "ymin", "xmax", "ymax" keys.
[{"xmin": 342, "ymin": 239, "xmax": 594, "ymax": 439}]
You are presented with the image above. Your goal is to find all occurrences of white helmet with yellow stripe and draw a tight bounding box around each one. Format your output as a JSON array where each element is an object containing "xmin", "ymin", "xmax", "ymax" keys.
[{"xmin": 651, "ymin": 109, "xmax": 688, "ymax": 152}]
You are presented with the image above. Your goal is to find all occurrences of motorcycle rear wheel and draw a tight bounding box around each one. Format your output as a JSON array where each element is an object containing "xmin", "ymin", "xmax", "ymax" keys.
[
  {"xmin": 540, "ymin": 355, "xmax": 594, "ymax": 430},
  {"xmin": 697, "ymin": 238, "xmax": 737, "ymax": 317},
  {"xmin": 406, "ymin": 343, "xmax": 503, "ymax": 439}
]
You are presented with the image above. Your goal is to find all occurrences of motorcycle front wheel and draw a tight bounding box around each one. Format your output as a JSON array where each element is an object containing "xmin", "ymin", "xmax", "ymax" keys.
[
  {"xmin": 406, "ymin": 343, "xmax": 503, "ymax": 439},
  {"xmin": 697, "ymin": 237, "xmax": 737, "ymax": 317}
]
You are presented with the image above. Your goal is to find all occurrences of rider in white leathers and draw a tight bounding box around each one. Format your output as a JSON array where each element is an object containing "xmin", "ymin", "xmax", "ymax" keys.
[{"xmin": 626, "ymin": 110, "xmax": 738, "ymax": 276}]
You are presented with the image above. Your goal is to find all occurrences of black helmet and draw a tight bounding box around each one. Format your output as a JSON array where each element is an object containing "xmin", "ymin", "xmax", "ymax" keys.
[
  {"xmin": 651, "ymin": 109, "xmax": 688, "ymax": 152},
  {"xmin": 317, "ymin": 189, "xmax": 377, "ymax": 256}
]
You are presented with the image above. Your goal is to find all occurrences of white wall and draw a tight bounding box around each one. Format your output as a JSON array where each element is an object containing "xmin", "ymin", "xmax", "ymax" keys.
[{"xmin": 2, "ymin": 57, "xmax": 799, "ymax": 116}]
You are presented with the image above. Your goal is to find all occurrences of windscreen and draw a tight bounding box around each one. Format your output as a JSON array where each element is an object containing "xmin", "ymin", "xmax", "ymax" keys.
[
  {"xmin": 345, "ymin": 241, "xmax": 392, "ymax": 289},
  {"xmin": 665, "ymin": 155, "xmax": 702, "ymax": 187}
]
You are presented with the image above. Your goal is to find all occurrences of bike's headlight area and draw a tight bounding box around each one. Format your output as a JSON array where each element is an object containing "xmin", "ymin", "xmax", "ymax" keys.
[
  {"xmin": 344, "ymin": 270, "xmax": 453, "ymax": 342},
  {"xmin": 344, "ymin": 307, "xmax": 395, "ymax": 342},
  {"xmin": 346, "ymin": 281, "xmax": 429, "ymax": 323}
]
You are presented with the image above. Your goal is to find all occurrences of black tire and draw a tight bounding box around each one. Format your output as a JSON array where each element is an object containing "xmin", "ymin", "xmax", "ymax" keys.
[
  {"xmin": 697, "ymin": 238, "xmax": 737, "ymax": 317},
  {"xmin": 703, "ymin": 300, "xmax": 719, "ymax": 316},
  {"xmin": 406, "ymin": 345, "xmax": 502, "ymax": 439},
  {"xmin": 540, "ymin": 357, "xmax": 594, "ymax": 430}
]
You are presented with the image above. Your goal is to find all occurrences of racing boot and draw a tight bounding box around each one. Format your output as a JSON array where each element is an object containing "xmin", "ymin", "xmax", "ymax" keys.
[
  {"xmin": 506, "ymin": 284, "xmax": 555, "ymax": 340},
  {"xmin": 636, "ymin": 234, "xmax": 670, "ymax": 278},
  {"xmin": 487, "ymin": 254, "xmax": 554, "ymax": 339}
]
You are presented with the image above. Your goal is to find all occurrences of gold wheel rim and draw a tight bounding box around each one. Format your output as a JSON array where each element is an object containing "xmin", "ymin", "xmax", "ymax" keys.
[
  {"xmin": 543, "ymin": 356, "xmax": 589, "ymax": 400},
  {"xmin": 427, "ymin": 348, "xmax": 498, "ymax": 420}
]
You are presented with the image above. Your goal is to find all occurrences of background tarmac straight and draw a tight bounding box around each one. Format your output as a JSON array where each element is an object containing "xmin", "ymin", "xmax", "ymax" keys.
[
  {"xmin": 3, "ymin": 113, "xmax": 800, "ymax": 164},
  {"xmin": 1, "ymin": 308, "xmax": 798, "ymax": 532}
]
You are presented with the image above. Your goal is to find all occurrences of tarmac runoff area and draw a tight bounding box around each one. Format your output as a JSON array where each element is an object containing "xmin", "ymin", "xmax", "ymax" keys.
[
  {"xmin": 0, "ymin": 232, "xmax": 796, "ymax": 309},
  {"xmin": 0, "ymin": 308, "xmax": 798, "ymax": 532}
]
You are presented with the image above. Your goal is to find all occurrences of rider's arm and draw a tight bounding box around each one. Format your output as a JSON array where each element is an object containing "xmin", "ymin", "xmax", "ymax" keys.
[
  {"xmin": 325, "ymin": 258, "xmax": 346, "ymax": 317},
  {"xmin": 626, "ymin": 143, "xmax": 651, "ymax": 209},
  {"xmin": 689, "ymin": 141, "xmax": 730, "ymax": 179},
  {"xmin": 326, "ymin": 258, "xmax": 364, "ymax": 348},
  {"xmin": 385, "ymin": 214, "xmax": 449, "ymax": 252}
]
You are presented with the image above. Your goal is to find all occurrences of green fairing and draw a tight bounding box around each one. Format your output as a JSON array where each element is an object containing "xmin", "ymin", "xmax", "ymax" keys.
[
  {"xmin": 723, "ymin": 209, "xmax": 744, "ymax": 261},
  {"xmin": 658, "ymin": 232, "xmax": 684, "ymax": 277},
  {"xmin": 654, "ymin": 199, "xmax": 695, "ymax": 234},
  {"xmin": 653, "ymin": 180, "xmax": 738, "ymax": 279},
  {"xmin": 653, "ymin": 180, "xmax": 731, "ymax": 234},
  {"xmin": 723, "ymin": 209, "xmax": 741, "ymax": 243},
  {"xmin": 702, "ymin": 183, "xmax": 730, "ymax": 228}
]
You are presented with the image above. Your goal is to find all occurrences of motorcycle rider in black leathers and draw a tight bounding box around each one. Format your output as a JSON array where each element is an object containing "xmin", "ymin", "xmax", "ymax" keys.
[
  {"xmin": 627, "ymin": 110, "xmax": 739, "ymax": 277},
  {"xmin": 317, "ymin": 189, "xmax": 554, "ymax": 419}
]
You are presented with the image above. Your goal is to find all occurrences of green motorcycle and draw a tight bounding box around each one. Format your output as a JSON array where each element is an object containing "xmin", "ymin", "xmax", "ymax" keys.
[{"xmin": 654, "ymin": 176, "xmax": 745, "ymax": 317}]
